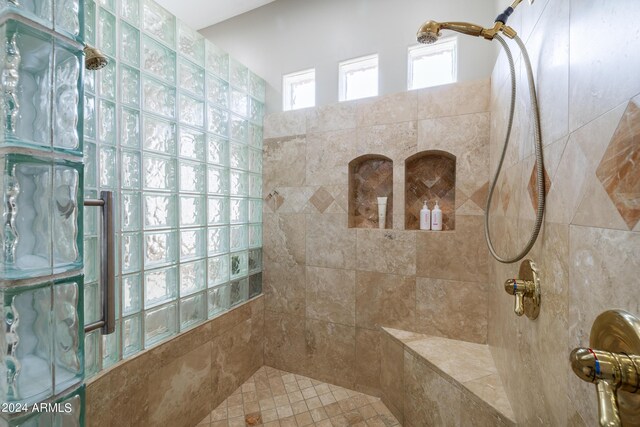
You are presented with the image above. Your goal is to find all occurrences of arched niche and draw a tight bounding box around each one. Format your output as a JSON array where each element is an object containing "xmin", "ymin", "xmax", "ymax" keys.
[
  {"xmin": 405, "ymin": 150, "xmax": 456, "ymax": 230},
  {"xmin": 348, "ymin": 154, "xmax": 393, "ymax": 229}
]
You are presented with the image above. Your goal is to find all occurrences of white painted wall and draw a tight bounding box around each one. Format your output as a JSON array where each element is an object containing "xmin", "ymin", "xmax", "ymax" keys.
[{"xmin": 200, "ymin": 0, "xmax": 499, "ymax": 113}]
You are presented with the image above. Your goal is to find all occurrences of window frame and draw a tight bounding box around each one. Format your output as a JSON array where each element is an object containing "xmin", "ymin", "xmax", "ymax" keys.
[
  {"xmin": 338, "ymin": 54, "xmax": 379, "ymax": 102},
  {"xmin": 407, "ymin": 37, "xmax": 458, "ymax": 90},
  {"xmin": 282, "ymin": 68, "xmax": 316, "ymax": 111}
]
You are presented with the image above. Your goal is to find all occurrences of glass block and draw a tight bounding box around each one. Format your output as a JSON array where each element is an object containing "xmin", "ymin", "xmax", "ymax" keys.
[
  {"xmin": 53, "ymin": 276, "xmax": 83, "ymax": 394},
  {"xmin": 98, "ymin": 99, "xmax": 116, "ymax": 144},
  {"xmin": 98, "ymin": 0, "xmax": 115, "ymax": 12},
  {"xmin": 120, "ymin": 21, "xmax": 140, "ymax": 68},
  {"xmin": 179, "ymin": 195, "xmax": 205, "ymax": 227},
  {"xmin": 208, "ymin": 283, "xmax": 229, "ymax": 318},
  {"xmin": 2, "ymin": 0, "xmax": 54, "ymax": 28},
  {"xmin": 97, "ymin": 7, "xmax": 116, "ymax": 58},
  {"xmin": 249, "ymin": 224, "xmax": 262, "ymax": 248},
  {"xmin": 230, "ymin": 114, "xmax": 248, "ymax": 142},
  {"xmin": 178, "ymin": 94, "xmax": 204, "ymax": 127},
  {"xmin": 122, "ymin": 232, "xmax": 142, "ymax": 273},
  {"xmin": 83, "ymin": 141, "xmax": 97, "ymax": 188},
  {"xmin": 230, "ymin": 142, "xmax": 248, "ymax": 171},
  {"xmin": 208, "ymin": 165, "xmax": 229, "ymax": 195},
  {"xmin": 207, "ymin": 254, "xmax": 229, "ymax": 288},
  {"xmin": 249, "ymin": 147, "xmax": 262, "ymax": 173},
  {"xmin": 122, "ymin": 314, "xmax": 142, "ymax": 357},
  {"xmin": 84, "ymin": 330, "xmax": 101, "ymax": 378},
  {"xmin": 180, "ymin": 228, "xmax": 206, "ymax": 261},
  {"xmin": 249, "ymin": 173, "xmax": 262, "ymax": 198},
  {"xmin": 99, "ymin": 145, "xmax": 116, "ymax": 188},
  {"xmin": 121, "ymin": 107, "xmax": 140, "ymax": 148},
  {"xmin": 144, "ymin": 266, "xmax": 178, "ymax": 309},
  {"xmin": 207, "ymin": 74, "xmax": 228, "ymax": 107},
  {"xmin": 52, "ymin": 162, "xmax": 82, "ymax": 273},
  {"xmin": 83, "ymin": 279, "xmax": 98, "ymax": 325},
  {"xmin": 144, "ymin": 193, "xmax": 176, "ymax": 229},
  {"xmin": 249, "ymin": 71, "xmax": 266, "ymax": 102},
  {"xmin": 207, "ymin": 226, "xmax": 229, "ymax": 256},
  {"xmin": 144, "ymin": 231, "xmax": 177, "ymax": 268},
  {"xmin": 250, "ymin": 98, "xmax": 264, "ymax": 124},
  {"xmin": 143, "ymin": 115, "xmax": 176, "ymax": 155},
  {"xmin": 230, "ymin": 89, "xmax": 248, "ymax": 117},
  {"xmin": 207, "ymin": 105, "xmax": 229, "ymax": 136},
  {"xmin": 83, "ymin": 237, "xmax": 98, "ymax": 283},
  {"xmin": 85, "ymin": 67, "xmax": 96, "ymax": 94},
  {"xmin": 99, "ymin": 59, "xmax": 116, "ymax": 101},
  {"xmin": 249, "ymin": 248, "xmax": 262, "ymax": 274},
  {"xmin": 55, "ymin": 0, "xmax": 83, "ymax": 40},
  {"xmin": 120, "ymin": 64, "xmax": 141, "ymax": 107},
  {"xmin": 208, "ymin": 196, "xmax": 228, "ymax": 225},
  {"xmin": 177, "ymin": 20, "xmax": 205, "ymax": 65},
  {"xmin": 53, "ymin": 40, "xmax": 82, "ymax": 153},
  {"xmin": 230, "ymin": 225, "xmax": 248, "ymax": 252},
  {"xmin": 122, "ymin": 273, "xmax": 142, "ymax": 316},
  {"xmin": 143, "ymin": 154, "xmax": 176, "ymax": 191},
  {"xmin": 249, "ymin": 123, "xmax": 263, "ymax": 148},
  {"xmin": 142, "ymin": 76, "xmax": 176, "ymax": 119},
  {"xmin": 0, "ymin": 282, "xmax": 53, "ymax": 407},
  {"xmin": 180, "ymin": 293, "xmax": 205, "ymax": 330},
  {"xmin": 205, "ymin": 41, "xmax": 229, "ymax": 81},
  {"xmin": 102, "ymin": 320, "xmax": 119, "ymax": 368},
  {"xmin": 230, "ymin": 251, "xmax": 248, "ymax": 280},
  {"xmin": 230, "ymin": 277, "xmax": 249, "ymax": 307},
  {"xmin": 142, "ymin": 0, "xmax": 175, "ymax": 48},
  {"xmin": 84, "ymin": 95, "xmax": 96, "ymax": 139},
  {"xmin": 0, "ymin": 21, "xmax": 52, "ymax": 149},
  {"xmin": 178, "ymin": 57, "xmax": 205, "ymax": 95},
  {"xmin": 207, "ymin": 135, "xmax": 228, "ymax": 166},
  {"xmin": 141, "ymin": 34, "xmax": 176, "ymax": 84},
  {"xmin": 249, "ymin": 199, "xmax": 262, "ymax": 223},
  {"xmin": 120, "ymin": 0, "xmax": 140, "ymax": 25},
  {"xmin": 121, "ymin": 149, "xmax": 141, "ymax": 189},
  {"xmin": 144, "ymin": 302, "xmax": 177, "ymax": 348},
  {"xmin": 230, "ymin": 198, "xmax": 247, "ymax": 224},
  {"xmin": 230, "ymin": 170, "xmax": 248, "ymax": 196},
  {"xmin": 179, "ymin": 127, "xmax": 205, "ymax": 160},
  {"xmin": 84, "ymin": 190, "xmax": 98, "ymax": 235},
  {"xmin": 249, "ymin": 273, "xmax": 262, "ymax": 298},
  {"xmin": 229, "ymin": 58, "xmax": 248, "ymax": 92},
  {"xmin": 180, "ymin": 259, "xmax": 205, "ymax": 297},
  {"xmin": 54, "ymin": 385, "xmax": 85, "ymax": 426},
  {"xmin": 179, "ymin": 160, "xmax": 205, "ymax": 193},
  {"xmin": 85, "ymin": 1, "xmax": 96, "ymax": 44}
]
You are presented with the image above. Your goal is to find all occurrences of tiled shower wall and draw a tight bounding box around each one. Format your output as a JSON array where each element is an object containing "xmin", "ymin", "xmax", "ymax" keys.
[
  {"xmin": 488, "ymin": 0, "xmax": 640, "ymax": 425},
  {"xmin": 83, "ymin": 0, "xmax": 265, "ymax": 377},
  {"xmin": 262, "ymin": 80, "xmax": 492, "ymax": 395}
]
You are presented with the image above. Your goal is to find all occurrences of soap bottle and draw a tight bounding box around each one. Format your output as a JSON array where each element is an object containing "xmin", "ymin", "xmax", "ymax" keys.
[
  {"xmin": 419, "ymin": 201, "xmax": 431, "ymax": 230},
  {"xmin": 431, "ymin": 201, "xmax": 443, "ymax": 231}
]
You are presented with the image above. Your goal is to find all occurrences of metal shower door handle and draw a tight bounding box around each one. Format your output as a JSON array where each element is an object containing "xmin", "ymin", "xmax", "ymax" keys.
[{"xmin": 83, "ymin": 191, "xmax": 116, "ymax": 335}]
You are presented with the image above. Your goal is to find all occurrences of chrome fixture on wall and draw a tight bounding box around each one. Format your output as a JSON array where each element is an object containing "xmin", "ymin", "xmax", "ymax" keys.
[
  {"xmin": 503, "ymin": 259, "xmax": 540, "ymax": 319},
  {"xmin": 570, "ymin": 310, "xmax": 640, "ymax": 427},
  {"xmin": 417, "ymin": 0, "xmax": 546, "ymax": 264}
]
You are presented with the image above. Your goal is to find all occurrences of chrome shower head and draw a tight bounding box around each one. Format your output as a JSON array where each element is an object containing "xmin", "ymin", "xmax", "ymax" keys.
[{"xmin": 84, "ymin": 44, "xmax": 109, "ymax": 70}]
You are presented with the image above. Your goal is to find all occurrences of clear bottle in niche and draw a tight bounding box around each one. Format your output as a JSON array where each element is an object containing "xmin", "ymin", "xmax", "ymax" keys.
[
  {"xmin": 420, "ymin": 201, "xmax": 431, "ymax": 230},
  {"xmin": 431, "ymin": 201, "xmax": 443, "ymax": 231}
]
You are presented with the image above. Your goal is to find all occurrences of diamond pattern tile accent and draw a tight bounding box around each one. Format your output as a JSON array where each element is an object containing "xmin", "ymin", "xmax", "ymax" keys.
[
  {"xmin": 527, "ymin": 162, "xmax": 551, "ymax": 212},
  {"xmin": 470, "ymin": 181, "xmax": 489, "ymax": 212},
  {"xmin": 310, "ymin": 187, "xmax": 334, "ymax": 213},
  {"xmin": 197, "ymin": 366, "xmax": 399, "ymax": 427},
  {"xmin": 596, "ymin": 100, "xmax": 640, "ymax": 230}
]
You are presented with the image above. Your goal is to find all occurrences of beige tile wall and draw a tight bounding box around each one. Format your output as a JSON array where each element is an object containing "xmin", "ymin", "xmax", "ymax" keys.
[
  {"xmin": 488, "ymin": 0, "xmax": 640, "ymax": 425},
  {"xmin": 262, "ymin": 79, "xmax": 492, "ymax": 395},
  {"xmin": 85, "ymin": 296, "xmax": 264, "ymax": 427}
]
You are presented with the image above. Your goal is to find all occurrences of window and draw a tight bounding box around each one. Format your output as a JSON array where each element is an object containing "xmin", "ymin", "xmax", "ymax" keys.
[
  {"xmin": 283, "ymin": 69, "xmax": 315, "ymax": 111},
  {"xmin": 408, "ymin": 38, "xmax": 457, "ymax": 90},
  {"xmin": 339, "ymin": 54, "xmax": 378, "ymax": 101}
]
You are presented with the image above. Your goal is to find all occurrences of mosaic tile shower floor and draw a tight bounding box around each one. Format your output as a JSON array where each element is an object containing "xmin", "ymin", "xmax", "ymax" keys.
[{"xmin": 196, "ymin": 366, "xmax": 400, "ymax": 427}]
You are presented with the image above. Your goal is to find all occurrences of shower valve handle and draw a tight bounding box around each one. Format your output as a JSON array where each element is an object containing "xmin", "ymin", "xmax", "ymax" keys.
[
  {"xmin": 503, "ymin": 260, "xmax": 541, "ymax": 319},
  {"xmin": 504, "ymin": 279, "xmax": 535, "ymax": 316}
]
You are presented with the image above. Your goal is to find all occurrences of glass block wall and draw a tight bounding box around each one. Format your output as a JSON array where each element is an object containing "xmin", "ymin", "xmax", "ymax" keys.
[
  {"xmin": 0, "ymin": 1, "xmax": 86, "ymax": 425},
  {"xmin": 83, "ymin": 0, "xmax": 265, "ymax": 377}
]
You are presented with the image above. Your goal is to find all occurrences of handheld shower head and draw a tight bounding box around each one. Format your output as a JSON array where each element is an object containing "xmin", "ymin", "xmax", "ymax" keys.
[
  {"xmin": 416, "ymin": 20, "xmax": 489, "ymax": 44},
  {"xmin": 84, "ymin": 44, "xmax": 109, "ymax": 70},
  {"xmin": 417, "ymin": 20, "xmax": 441, "ymax": 44}
]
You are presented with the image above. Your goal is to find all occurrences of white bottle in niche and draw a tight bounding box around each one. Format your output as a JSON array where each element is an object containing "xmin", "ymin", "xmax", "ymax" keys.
[
  {"xmin": 431, "ymin": 201, "xmax": 443, "ymax": 231},
  {"xmin": 419, "ymin": 201, "xmax": 431, "ymax": 230}
]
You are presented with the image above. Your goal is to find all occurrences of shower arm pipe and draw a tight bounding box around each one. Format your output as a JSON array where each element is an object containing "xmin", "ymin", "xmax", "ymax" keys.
[{"xmin": 484, "ymin": 33, "xmax": 546, "ymax": 264}]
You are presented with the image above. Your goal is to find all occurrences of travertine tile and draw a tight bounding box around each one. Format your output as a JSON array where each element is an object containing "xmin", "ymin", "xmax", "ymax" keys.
[
  {"xmin": 263, "ymin": 213, "xmax": 305, "ymax": 266},
  {"xmin": 355, "ymin": 271, "xmax": 416, "ymax": 331},
  {"xmin": 356, "ymin": 91, "xmax": 417, "ymax": 127},
  {"xmin": 306, "ymin": 129, "xmax": 357, "ymax": 186},
  {"xmin": 264, "ymin": 310, "xmax": 307, "ymax": 375},
  {"xmin": 264, "ymin": 109, "xmax": 306, "ymax": 139},
  {"xmin": 264, "ymin": 261, "xmax": 306, "ymax": 317},
  {"xmin": 263, "ymin": 135, "xmax": 306, "ymax": 189},
  {"xmin": 418, "ymin": 78, "xmax": 490, "ymax": 119},
  {"xmin": 305, "ymin": 266, "xmax": 356, "ymax": 326},
  {"xmin": 306, "ymin": 214, "xmax": 355, "ymax": 269},
  {"xmin": 355, "ymin": 229, "xmax": 416, "ymax": 275},
  {"xmin": 356, "ymin": 121, "xmax": 418, "ymax": 163},
  {"xmin": 306, "ymin": 101, "xmax": 358, "ymax": 133},
  {"xmin": 380, "ymin": 332, "xmax": 404, "ymax": 424},
  {"xmin": 354, "ymin": 328, "xmax": 381, "ymax": 394},
  {"xmin": 305, "ymin": 319, "xmax": 357, "ymax": 389}
]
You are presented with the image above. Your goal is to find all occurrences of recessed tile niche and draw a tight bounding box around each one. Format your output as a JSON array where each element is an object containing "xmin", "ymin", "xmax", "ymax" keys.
[
  {"xmin": 405, "ymin": 151, "xmax": 456, "ymax": 230},
  {"xmin": 348, "ymin": 155, "xmax": 393, "ymax": 229}
]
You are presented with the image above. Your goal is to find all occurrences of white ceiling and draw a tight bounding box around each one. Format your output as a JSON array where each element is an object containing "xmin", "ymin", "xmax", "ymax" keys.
[{"xmin": 155, "ymin": 0, "xmax": 276, "ymax": 30}]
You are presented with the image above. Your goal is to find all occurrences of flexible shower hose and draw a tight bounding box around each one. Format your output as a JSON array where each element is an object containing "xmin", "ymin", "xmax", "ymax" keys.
[{"xmin": 484, "ymin": 34, "xmax": 545, "ymax": 264}]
